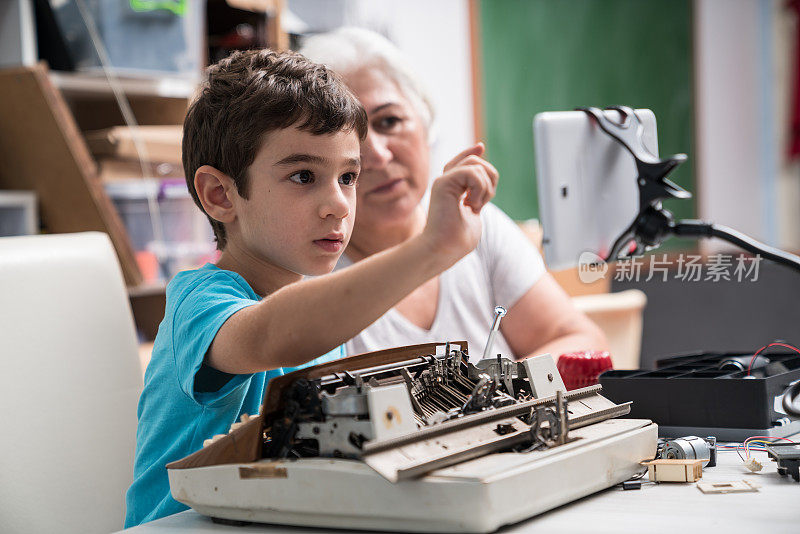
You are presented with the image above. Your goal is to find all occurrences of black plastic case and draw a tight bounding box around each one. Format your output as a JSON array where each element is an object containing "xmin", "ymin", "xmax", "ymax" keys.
[{"xmin": 599, "ymin": 350, "xmax": 800, "ymax": 434}]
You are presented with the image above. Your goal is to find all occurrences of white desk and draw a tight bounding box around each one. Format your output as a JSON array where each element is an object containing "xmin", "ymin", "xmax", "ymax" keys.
[{"xmin": 119, "ymin": 447, "xmax": 799, "ymax": 534}]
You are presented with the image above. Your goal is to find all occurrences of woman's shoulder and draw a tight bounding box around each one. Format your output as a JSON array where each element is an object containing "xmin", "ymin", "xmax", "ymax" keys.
[
  {"xmin": 478, "ymin": 202, "xmax": 536, "ymax": 251},
  {"xmin": 474, "ymin": 202, "xmax": 546, "ymax": 280},
  {"xmin": 480, "ymin": 201, "xmax": 518, "ymax": 230}
]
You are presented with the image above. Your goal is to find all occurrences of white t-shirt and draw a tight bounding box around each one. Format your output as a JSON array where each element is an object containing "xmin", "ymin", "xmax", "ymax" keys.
[{"xmin": 335, "ymin": 203, "xmax": 546, "ymax": 362}]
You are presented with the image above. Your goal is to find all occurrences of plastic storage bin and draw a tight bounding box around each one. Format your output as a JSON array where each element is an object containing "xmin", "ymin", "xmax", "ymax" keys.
[
  {"xmin": 45, "ymin": 0, "xmax": 204, "ymax": 77},
  {"xmin": 105, "ymin": 179, "xmax": 216, "ymax": 281}
]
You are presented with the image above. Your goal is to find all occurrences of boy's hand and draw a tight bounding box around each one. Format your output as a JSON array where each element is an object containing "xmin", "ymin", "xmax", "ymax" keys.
[{"xmin": 422, "ymin": 142, "xmax": 498, "ymax": 261}]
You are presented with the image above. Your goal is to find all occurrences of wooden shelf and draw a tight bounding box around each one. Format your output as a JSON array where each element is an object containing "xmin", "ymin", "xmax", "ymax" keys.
[
  {"xmin": 1, "ymin": 1, "xmax": 289, "ymax": 339},
  {"xmin": 0, "ymin": 62, "xmax": 142, "ymax": 286},
  {"xmin": 50, "ymin": 71, "xmax": 198, "ymax": 99}
]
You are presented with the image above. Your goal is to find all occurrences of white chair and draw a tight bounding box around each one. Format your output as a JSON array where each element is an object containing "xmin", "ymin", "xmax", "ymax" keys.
[{"xmin": 0, "ymin": 232, "xmax": 143, "ymax": 533}]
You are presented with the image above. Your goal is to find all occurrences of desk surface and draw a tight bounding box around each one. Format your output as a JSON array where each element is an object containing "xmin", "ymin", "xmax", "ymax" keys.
[{"xmin": 120, "ymin": 447, "xmax": 800, "ymax": 534}]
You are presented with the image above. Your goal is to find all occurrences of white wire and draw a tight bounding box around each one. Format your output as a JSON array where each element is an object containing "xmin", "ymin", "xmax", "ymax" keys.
[{"xmin": 74, "ymin": 0, "xmax": 166, "ymax": 248}]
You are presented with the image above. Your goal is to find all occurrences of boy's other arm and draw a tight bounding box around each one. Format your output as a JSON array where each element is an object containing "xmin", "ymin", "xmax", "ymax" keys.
[{"xmin": 208, "ymin": 145, "xmax": 498, "ymax": 374}]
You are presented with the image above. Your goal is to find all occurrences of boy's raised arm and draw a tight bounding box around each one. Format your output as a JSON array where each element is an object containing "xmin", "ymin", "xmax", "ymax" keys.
[{"xmin": 207, "ymin": 146, "xmax": 498, "ymax": 374}]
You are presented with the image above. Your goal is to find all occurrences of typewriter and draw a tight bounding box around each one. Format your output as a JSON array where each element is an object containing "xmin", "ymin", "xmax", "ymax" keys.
[{"xmin": 168, "ymin": 340, "xmax": 657, "ymax": 532}]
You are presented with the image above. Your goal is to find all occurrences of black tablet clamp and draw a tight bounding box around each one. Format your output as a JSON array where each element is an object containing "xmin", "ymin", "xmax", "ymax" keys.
[{"xmin": 579, "ymin": 106, "xmax": 800, "ymax": 273}]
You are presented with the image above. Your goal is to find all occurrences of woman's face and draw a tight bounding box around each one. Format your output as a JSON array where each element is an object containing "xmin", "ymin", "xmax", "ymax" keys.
[{"xmin": 344, "ymin": 67, "xmax": 430, "ymax": 234}]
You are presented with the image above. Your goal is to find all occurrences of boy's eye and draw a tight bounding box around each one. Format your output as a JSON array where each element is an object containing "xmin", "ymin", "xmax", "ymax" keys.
[
  {"xmin": 339, "ymin": 172, "xmax": 358, "ymax": 186},
  {"xmin": 288, "ymin": 170, "xmax": 313, "ymax": 184}
]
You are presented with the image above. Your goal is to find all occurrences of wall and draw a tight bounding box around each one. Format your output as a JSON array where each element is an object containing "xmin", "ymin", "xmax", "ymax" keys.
[
  {"xmin": 775, "ymin": 1, "xmax": 800, "ymax": 250},
  {"xmin": 694, "ymin": 0, "xmax": 800, "ymax": 253},
  {"xmin": 479, "ymin": 0, "xmax": 695, "ymax": 223}
]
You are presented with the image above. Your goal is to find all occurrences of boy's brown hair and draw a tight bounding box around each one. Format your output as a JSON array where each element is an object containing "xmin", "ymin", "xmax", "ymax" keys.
[{"xmin": 182, "ymin": 49, "xmax": 368, "ymax": 249}]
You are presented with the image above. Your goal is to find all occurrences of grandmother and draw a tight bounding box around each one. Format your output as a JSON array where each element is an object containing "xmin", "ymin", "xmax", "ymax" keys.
[{"xmin": 300, "ymin": 28, "xmax": 608, "ymax": 361}]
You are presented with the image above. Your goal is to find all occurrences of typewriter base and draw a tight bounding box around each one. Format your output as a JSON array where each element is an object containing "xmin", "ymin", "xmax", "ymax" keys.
[{"xmin": 169, "ymin": 418, "xmax": 657, "ymax": 533}]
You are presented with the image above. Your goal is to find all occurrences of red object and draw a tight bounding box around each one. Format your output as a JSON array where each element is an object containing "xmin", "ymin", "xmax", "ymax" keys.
[
  {"xmin": 788, "ymin": 0, "xmax": 800, "ymax": 159},
  {"xmin": 557, "ymin": 351, "xmax": 614, "ymax": 391}
]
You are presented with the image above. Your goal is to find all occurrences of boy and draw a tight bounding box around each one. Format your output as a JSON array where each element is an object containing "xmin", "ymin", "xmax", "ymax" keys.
[{"xmin": 124, "ymin": 49, "xmax": 497, "ymax": 526}]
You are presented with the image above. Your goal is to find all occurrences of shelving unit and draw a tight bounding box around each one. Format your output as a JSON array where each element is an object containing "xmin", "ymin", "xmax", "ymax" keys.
[
  {"xmin": 0, "ymin": 62, "xmax": 143, "ymax": 285},
  {"xmin": 50, "ymin": 71, "xmax": 197, "ymax": 99},
  {"xmin": 0, "ymin": 0, "xmax": 287, "ymax": 338}
]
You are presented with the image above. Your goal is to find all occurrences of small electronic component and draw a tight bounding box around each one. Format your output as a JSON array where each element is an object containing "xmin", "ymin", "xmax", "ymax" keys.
[
  {"xmin": 765, "ymin": 443, "xmax": 800, "ymax": 482},
  {"xmin": 660, "ymin": 436, "xmax": 716, "ymax": 468},
  {"xmin": 736, "ymin": 436, "xmax": 798, "ymax": 475},
  {"xmin": 642, "ymin": 459, "xmax": 704, "ymax": 482},
  {"xmin": 743, "ymin": 457, "xmax": 763, "ymax": 472},
  {"xmin": 622, "ymin": 480, "xmax": 642, "ymax": 490},
  {"xmin": 696, "ymin": 480, "xmax": 759, "ymax": 494}
]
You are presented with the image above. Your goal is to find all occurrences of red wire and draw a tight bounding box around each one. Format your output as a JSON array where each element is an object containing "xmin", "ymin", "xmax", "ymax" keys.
[{"xmin": 746, "ymin": 342, "xmax": 800, "ymax": 375}]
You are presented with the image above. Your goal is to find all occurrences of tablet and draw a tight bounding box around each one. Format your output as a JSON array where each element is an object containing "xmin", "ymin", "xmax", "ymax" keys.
[{"xmin": 533, "ymin": 108, "xmax": 658, "ymax": 271}]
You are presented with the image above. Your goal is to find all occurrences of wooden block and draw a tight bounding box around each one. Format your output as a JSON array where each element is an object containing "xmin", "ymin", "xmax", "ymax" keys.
[
  {"xmin": 642, "ymin": 459, "xmax": 704, "ymax": 482},
  {"xmin": 0, "ymin": 63, "xmax": 141, "ymax": 285}
]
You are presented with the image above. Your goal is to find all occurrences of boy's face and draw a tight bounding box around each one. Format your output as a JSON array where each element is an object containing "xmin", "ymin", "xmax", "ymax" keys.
[{"xmin": 231, "ymin": 126, "xmax": 361, "ymax": 276}]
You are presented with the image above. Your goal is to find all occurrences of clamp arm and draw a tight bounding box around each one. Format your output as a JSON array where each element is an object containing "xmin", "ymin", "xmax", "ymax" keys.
[{"xmin": 580, "ymin": 106, "xmax": 800, "ymax": 274}]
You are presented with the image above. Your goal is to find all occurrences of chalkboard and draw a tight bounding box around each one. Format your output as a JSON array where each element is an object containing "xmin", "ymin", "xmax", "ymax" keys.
[{"xmin": 479, "ymin": 0, "xmax": 694, "ymax": 223}]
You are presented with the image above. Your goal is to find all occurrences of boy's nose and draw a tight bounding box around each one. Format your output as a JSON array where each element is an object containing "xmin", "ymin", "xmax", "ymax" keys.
[
  {"xmin": 318, "ymin": 183, "xmax": 351, "ymax": 220},
  {"xmin": 360, "ymin": 131, "xmax": 392, "ymax": 170}
]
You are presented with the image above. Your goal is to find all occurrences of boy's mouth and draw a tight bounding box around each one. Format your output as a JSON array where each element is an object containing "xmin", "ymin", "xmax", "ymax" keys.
[{"xmin": 313, "ymin": 234, "xmax": 344, "ymax": 253}]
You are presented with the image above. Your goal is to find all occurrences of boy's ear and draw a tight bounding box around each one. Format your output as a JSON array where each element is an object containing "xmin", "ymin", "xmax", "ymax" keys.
[{"xmin": 194, "ymin": 165, "xmax": 237, "ymax": 224}]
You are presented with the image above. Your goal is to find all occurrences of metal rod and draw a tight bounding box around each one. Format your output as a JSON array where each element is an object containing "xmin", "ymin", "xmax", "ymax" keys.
[
  {"xmin": 481, "ymin": 306, "xmax": 507, "ymax": 361},
  {"xmin": 556, "ymin": 390, "xmax": 567, "ymax": 446}
]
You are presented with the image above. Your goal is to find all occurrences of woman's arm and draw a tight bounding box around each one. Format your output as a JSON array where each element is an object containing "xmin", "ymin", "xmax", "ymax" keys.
[{"xmin": 500, "ymin": 272, "xmax": 609, "ymax": 361}]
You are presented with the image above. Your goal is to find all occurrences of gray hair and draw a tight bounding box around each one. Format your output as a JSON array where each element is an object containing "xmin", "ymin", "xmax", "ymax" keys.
[{"xmin": 299, "ymin": 27, "xmax": 436, "ymax": 137}]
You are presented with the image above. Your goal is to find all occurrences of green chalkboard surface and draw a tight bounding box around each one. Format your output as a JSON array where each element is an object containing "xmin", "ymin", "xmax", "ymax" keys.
[{"xmin": 479, "ymin": 0, "xmax": 694, "ymax": 223}]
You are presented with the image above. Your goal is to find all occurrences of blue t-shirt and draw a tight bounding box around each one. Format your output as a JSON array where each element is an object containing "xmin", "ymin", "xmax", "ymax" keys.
[{"xmin": 124, "ymin": 264, "xmax": 346, "ymax": 527}]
